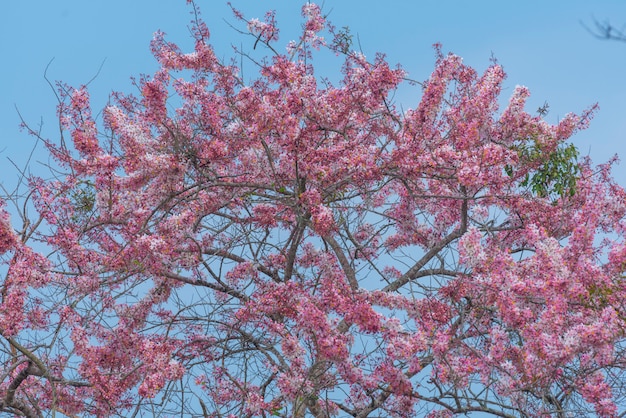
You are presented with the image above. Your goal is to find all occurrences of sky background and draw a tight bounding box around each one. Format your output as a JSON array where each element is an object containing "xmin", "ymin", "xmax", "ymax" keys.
[{"xmin": 2, "ymin": 1, "xmax": 626, "ymax": 189}]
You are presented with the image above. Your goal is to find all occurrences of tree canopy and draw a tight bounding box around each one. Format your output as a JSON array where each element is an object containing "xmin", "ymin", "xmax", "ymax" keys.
[{"xmin": 1, "ymin": 3, "xmax": 626, "ymax": 417}]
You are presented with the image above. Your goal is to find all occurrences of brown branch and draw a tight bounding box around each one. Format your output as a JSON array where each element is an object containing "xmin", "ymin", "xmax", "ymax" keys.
[
  {"xmin": 383, "ymin": 196, "xmax": 468, "ymax": 293},
  {"xmin": 322, "ymin": 234, "xmax": 359, "ymax": 291},
  {"xmin": 0, "ymin": 361, "xmax": 42, "ymax": 418}
]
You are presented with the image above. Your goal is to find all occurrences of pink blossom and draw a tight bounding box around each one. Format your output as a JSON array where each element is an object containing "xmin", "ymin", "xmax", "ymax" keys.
[
  {"xmin": 458, "ymin": 226, "xmax": 486, "ymax": 267},
  {"xmin": 2, "ymin": 2, "xmax": 625, "ymax": 417},
  {"xmin": 0, "ymin": 201, "xmax": 16, "ymax": 254}
]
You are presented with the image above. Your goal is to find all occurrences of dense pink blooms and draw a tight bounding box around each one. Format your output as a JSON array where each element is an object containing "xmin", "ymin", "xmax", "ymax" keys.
[
  {"xmin": 2, "ymin": 2, "xmax": 626, "ymax": 418},
  {"xmin": 0, "ymin": 201, "xmax": 16, "ymax": 254}
]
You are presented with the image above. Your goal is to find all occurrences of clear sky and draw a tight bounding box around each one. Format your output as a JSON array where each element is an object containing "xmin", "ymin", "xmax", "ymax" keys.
[{"xmin": 2, "ymin": 1, "xmax": 626, "ymax": 186}]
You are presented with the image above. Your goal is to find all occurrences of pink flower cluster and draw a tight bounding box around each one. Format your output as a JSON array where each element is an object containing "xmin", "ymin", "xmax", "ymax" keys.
[
  {"xmin": 3, "ymin": 1, "xmax": 626, "ymax": 417},
  {"xmin": 0, "ymin": 200, "xmax": 16, "ymax": 254}
]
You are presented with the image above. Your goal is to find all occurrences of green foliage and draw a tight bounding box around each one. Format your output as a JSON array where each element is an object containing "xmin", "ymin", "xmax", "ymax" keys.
[{"xmin": 506, "ymin": 141, "xmax": 580, "ymax": 200}]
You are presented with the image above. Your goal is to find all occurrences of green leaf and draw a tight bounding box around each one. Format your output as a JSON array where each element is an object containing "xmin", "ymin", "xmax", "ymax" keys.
[{"xmin": 511, "ymin": 139, "xmax": 580, "ymax": 200}]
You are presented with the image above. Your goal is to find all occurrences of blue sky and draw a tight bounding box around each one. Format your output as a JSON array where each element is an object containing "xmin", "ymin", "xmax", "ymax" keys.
[{"xmin": 2, "ymin": 1, "xmax": 626, "ymax": 186}]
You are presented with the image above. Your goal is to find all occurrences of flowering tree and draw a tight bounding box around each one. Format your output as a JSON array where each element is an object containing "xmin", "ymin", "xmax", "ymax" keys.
[{"xmin": 2, "ymin": 2, "xmax": 626, "ymax": 417}]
